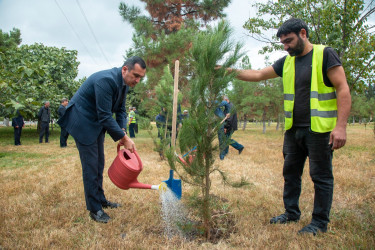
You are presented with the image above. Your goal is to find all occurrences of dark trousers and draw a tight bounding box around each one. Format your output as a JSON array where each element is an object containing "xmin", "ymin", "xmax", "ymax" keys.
[
  {"xmin": 135, "ymin": 123, "xmax": 138, "ymax": 134},
  {"xmin": 75, "ymin": 131, "xmax": 107, "ymax": 212},
  {"xmin": 60, "ymin": 127, "xmax": 69, "ymax": 147},
  {"xmin": 129, "ymin": 123, "xmax": 136, "ymax": 138},
  {"xmin": 39, "ymin": 121, "xmax": 49, "ymax": 143},
  {"xmin": 282, "ymin": 127, "xmax": 333, "ymax": 228},
  {"xmin": 14, "ymin": 127, "xmax": 22, "ymax": 145},
  {"xmin": 218, "ymin": 127, "xmax": 243, "ymax": 159}
]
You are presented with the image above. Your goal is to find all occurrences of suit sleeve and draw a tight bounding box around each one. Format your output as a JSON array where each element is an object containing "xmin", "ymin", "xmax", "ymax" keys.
[
  {"xmin": 37, "ymin": 107, "xmax": 42, "ymax": 119},
  {"xmin": 115, "ymin": 99, "xmax": 126, "ymax": 129},
  {"xmin": 94, "ymin": 81, "xmax": 125, "ymax": 141}
]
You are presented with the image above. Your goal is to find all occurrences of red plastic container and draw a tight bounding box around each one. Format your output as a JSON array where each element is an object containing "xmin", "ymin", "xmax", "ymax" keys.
[{"xmin": 108, "ymin": 145, "xmax": 152, "ymax": 190}]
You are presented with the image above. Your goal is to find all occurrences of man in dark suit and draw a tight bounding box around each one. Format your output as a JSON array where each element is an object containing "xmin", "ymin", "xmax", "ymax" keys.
[
  {"xmin": 58, "ymin": 98, "xmax": 69, "ymax": 147},
  {"xmin": 12, "ymin": 110, "xmax": 24, "ymax": 146},
  {"xmin": 58, "ymin": 56, "xmax": 146, "ymax": 223},
  {"xmin": 38, "ymin": 101, "xmax": 50, "ymax": 143}
]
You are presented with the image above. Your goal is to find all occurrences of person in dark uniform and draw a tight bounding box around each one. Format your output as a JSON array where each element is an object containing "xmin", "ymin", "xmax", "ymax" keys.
[
  {"xmin": 12, "ymin": 110, "xmax": 24, "ymax": 146},
  {"xmin": 58, "ymin": 98, "xmax": 69, "ymax": 147},
  {"xmin": 58, "ymin": 56, "xmax": 146, "ymax": 223},
  {"xmin": 37, "ymin": 101, "xmax": 50, "ymax": 143}
]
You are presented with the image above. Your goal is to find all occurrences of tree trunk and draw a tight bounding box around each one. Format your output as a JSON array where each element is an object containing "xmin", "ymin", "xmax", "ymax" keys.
[
  {"xmin": 203, "ymin": 160, "xmax": 211, "ymax": 240},
  {"xmin": 242, "ymin": 119, "xmax": 247, "ymax": 131},
  {"xmin": 262, "ymin": 110, "xmax": 266, "ymax": 134},
  {"xmin": 4, "ymin": 118, "xmax": 9, "ymax": 127}
]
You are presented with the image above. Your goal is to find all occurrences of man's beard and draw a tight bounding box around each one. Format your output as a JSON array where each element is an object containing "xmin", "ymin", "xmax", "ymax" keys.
[{"xmin": 287, "ymin": 36, "xmax": 305, "ymax": 56}]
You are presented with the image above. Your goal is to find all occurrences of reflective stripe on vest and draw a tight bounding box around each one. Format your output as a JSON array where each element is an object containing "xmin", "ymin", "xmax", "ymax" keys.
[{"xmin": 283, "ymin": 44, "xmax": 337, "ymax": 132}]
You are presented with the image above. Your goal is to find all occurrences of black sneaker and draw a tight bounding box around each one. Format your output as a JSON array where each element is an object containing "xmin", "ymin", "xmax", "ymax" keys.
[
  {"xmin": 298, "ymin": 223, "xmax": 327, "ymax": 236},
  {"xmin": 102, "ymin": 200, "xmax": 121, "ymax": 209},
  {"xmin": 89, "ymin": 210, "xmax": 110, "ymax": 223},
  {"xmin": 270, "ymin": 213, "xmax": 299, "ymax": 224},
  {"xmin": 238, "ymin": 147, "xmax": 244, "ymax": 154}
]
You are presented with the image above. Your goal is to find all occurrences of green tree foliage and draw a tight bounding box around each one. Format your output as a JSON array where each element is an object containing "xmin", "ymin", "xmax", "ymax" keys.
[
  {"xmin": 152, "ymin": 65, "xmax": 182, "ymax": 158},
  {"xmin": 350, "ymin": 93, "xmax": 375, "ymax": 123},
  {"xmin": 230, "ymin": 56, "xmax": 283, "ymax": 132},
  {"xmin": 168, "ymin": 21, "xmax": 244, "ymax": 239},
  {"xmin": 243, "ymin": 0, "xmax": 375, "ymax": 92},
  {"xmin": 0, "ymin": 29, "xmax": 81, "ymax": 120},
  {"xmin": 118, "ymin": 0, "xmax": 232, "ymax": 118}
]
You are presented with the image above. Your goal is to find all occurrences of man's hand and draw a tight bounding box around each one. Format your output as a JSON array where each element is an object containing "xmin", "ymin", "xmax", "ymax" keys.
[
  {"xmin": 329, "ymin": 126, "xmax": 346, "ymax": 150},
  {"xmin": 118, "ymin": 135, "xmax": 136, "ymax": 153}
]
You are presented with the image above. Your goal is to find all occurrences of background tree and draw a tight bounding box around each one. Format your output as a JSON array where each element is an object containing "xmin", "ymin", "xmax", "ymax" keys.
[
  {"xmin": 243, "ymin": 0, "xmax": 375, "ymax": 93},
  {"xmin": 230, "ymin": 56, "xmax": 283, "ymax": 132},
  {"xmin": 0, "ymin": 28, "xmax": 81, "ymax": 122},
  {"xmin": 119, "ymin": 0, "xmax": 232, "ymax": 118},
  {"xmin": 168, "ymin": 21, "xmax": 244, "ymax": 240}
]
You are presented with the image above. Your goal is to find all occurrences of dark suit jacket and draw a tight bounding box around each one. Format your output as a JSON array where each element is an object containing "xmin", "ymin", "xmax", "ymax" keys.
[
  {"xmin": 58, "ymin": 104, "xmax": 66, "ymax": 119},
  {"xmin": 12, "ymin": 111, "xmax": 24, "ymax": 128},
  {"xmin": 58, "ymin": 67, "xmax": 128, "ymax": 145}
]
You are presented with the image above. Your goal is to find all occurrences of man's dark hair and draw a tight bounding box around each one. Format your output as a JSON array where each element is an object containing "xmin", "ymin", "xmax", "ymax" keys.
[
  {"xmin": 123, "ymin": 56, "xmax": 146, "ymax": 70},
  {"xmin": 276, "ymin": 18, "xmax": 309, "ymax": 38},
  {"xmin": 61, "ymin": 98, "xmax": 68, "ymax": 103}
]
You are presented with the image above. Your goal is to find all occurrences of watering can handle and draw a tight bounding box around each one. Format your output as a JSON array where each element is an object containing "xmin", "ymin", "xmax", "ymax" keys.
[{"xmin": 117, "ymin": 143, "xmax": 137, "ymax": 154}]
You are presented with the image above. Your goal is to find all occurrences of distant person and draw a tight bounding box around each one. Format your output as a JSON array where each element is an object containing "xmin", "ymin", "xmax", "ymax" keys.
[
  {"xmin": 58, "ymin": 56, "xmax": 146, "ymax": 223},
  {"xmin": 12, "ymin": 110, "xmax": 24, "ymax": 146},
  {"xmin": 216, "ymin": 96, "xmax": 244, "ymax": 160},
  {"xmin": 230, "ymin": 18, "xmax": 351, "ymax": 235},
  {"xmin": 128, "ymin": 107, "xmax": 136, "ymax": 138},
  {"xmin": 182, "ymin": 110, "xmax": 189, "ymax": 120},
  {"xmin": 58, "ymin": 98, "xmax": 69, "ymax": 147},
  {"xmin": 133, "ymin": 107, "xmax": 139, "ymax": 134},
  {"xmin": 38, "ymin": 101, "xmax": 50, "ymax": 143},
  {"xmin": 155, "ymin": 111, "xmax": 166, "ymax": 139}
]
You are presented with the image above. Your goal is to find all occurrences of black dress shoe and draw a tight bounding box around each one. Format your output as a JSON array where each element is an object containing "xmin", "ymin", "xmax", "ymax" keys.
[
  {"xmin": 298, "ymin": 223, "xmax": 327, "ymax": 236},
  {"xmin": 238, "ymin": 147, "xmax": 244, "ymax": 154},
  {"xmin": 102, "ymin": 200, "xmax": 121, "ymax": 209},
  {"xmin": 270, "ymin": 213, "xmax": 299, "ymax": 224},
  {"xmin": 89, "ymin": 210, "xmax": 110, "ymax": 223}
]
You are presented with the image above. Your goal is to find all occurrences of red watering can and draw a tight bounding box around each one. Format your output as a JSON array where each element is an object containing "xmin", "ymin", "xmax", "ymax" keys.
[{"xmin": 108, "ymin": 145, "xmax": 159, "ymax": 190}]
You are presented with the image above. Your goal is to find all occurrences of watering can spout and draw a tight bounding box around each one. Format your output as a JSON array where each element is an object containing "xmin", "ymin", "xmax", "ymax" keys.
[{"xmin": 127, "ymin": 180, "xmax": 153, "ymax": 189}]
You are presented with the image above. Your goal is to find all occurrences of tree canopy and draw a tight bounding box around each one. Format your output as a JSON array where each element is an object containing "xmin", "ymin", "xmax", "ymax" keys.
[
  {"xmin": 119, "ymin": 0, "xmax": 232, "ymax": 118},
  {"xmin": 0, "ymin": 29, "xmax": 81, "ymax": 120},
  {"xmin": 243, "ymin": 0, "xmax": 375, "ymax": 93}
]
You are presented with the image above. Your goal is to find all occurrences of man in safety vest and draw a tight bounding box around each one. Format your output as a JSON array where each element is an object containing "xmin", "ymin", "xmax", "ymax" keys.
[
  {"xmin": 231, "ymin": 18, "xmax": 351, "ymax": 235},
  {"xmin": 128, "ymin": 107, "xmax": 137, "ymax": 138}
]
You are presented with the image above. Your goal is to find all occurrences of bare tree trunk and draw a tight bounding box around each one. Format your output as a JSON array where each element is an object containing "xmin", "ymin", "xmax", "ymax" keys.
[
  {"xmin": 262, "ymin": 110, "xmax": 266, "ymax": 134},
  {"xmin": 4, "ymin": 118, "xmax": 9, "ymax": 127},
  {"xmin": 242, "ymin": 115, "xmax": 247, "ymax": 131},
  {"xmin": 203, "ymin": 161, "xmax": 211, "ymax": 240}
]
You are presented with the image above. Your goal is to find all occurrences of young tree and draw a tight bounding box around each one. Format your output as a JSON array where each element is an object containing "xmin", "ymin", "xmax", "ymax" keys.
[
  {"xmin": 243, "ymin": 0, "xmax": 375, "ymax": 93},
  {"xmin": 168, "ymin": 21, "xmax": 244, "ymax": 239},
  {"xmin": 152, "ymin": 65, "xmax": 182, "ymax": 159},
  {"xmin": 119, "ymin": 0, "xmax": 232, "ymax": 118}
]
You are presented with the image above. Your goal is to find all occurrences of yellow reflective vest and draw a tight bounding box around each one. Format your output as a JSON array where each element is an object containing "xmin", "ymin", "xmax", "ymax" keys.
[
  {"xmin": 128, "ymin": 110, "xmax": 136, "ymax": 124},
  {"xmin": 283, "ymin": 44, "xmax": 337, "ymax": 132}
]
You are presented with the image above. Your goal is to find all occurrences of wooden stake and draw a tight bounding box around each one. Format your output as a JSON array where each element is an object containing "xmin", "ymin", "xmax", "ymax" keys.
[{"xmin": 171, "ymin": 60, "xmax": 179, "ymax": 148}]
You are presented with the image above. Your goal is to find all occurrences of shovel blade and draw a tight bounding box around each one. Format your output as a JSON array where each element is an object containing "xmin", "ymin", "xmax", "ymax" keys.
[{"xmin": 162, "ymin": 170, "xmax": 182, "ymax": 199}]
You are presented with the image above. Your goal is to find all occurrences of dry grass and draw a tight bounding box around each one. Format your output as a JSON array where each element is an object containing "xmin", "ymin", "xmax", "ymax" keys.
[{"xmin": 0, "ymin": 124, "xmax": 374, "ymax": 249}]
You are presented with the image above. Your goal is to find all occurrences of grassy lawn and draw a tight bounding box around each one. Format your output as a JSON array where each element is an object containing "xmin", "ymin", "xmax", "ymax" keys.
[{"xmin": 0, "ymin": 123, "xmax": 374, "ymax": 249}]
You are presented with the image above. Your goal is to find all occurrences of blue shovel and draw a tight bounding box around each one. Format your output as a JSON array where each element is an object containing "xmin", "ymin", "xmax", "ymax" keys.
[{"xmin": 162, "ymin": 170, "xmax": 182, "ymax": 199}]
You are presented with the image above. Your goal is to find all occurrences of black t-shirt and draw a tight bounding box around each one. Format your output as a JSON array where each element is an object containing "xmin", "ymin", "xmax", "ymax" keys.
[{"xmin": 272, "ymin": 47, "xmax": 342, "ymax": 127}]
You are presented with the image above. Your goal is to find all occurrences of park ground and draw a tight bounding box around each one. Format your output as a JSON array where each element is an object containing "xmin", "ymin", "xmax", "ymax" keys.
[{"xmin": 0, "ymin": 123, "xmax": 374, "ymax": 249}]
